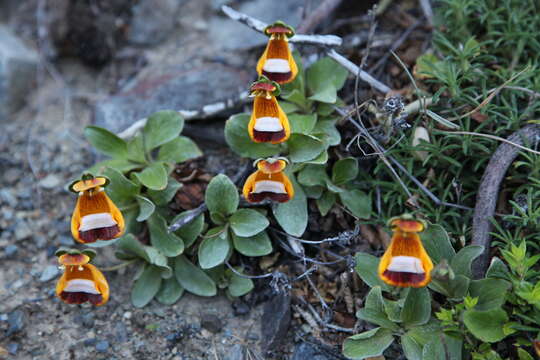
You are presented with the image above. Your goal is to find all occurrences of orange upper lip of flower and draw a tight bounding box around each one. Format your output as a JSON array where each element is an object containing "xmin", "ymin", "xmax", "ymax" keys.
[
  {"xmin": 56, "ymin": 263, "xmax": 109, "ymax": 306},
  {"xmin": 59, "ymin": 253, "xmax": 90, "ymax": 266},
  {"xmin": 71, "ymin": 188, "xmax": 125, "ymax": 243},
  {"xmin": 243, "ymin": 170, "xmax": 294, "ymax": 203},
  {"xmin": 265, "ymin": 25, "xmax": 294, "ymax": 36},
  {"xmin": 250, "ymin": 82, "xmax": 276, "ymax": 93},
  {"xmin": 70, "ymin": 177, "xmax": 109, "ymax": 193},
  {"xmin": 257, "ymin": 159, "xmax": 287, "ymax": 174},
  {"xmin": 378, "ymin": 219, "xmax": 433, "ymax": 288}
]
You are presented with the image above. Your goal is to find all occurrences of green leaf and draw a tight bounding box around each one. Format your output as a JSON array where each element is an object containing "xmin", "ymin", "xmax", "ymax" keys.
[
  {"xmin": 148, "ymin": 214, "xmax": 184, "ymax": 257},
  {"xmin": 297, "ymin": 164, "xmax": 327, "ymax": 187},
  {"xmin": 116, "ymin": 234, "xmax": 172, "ymax": 277},
  {"xmin": 131, "ymin": 265, "xmax": 162, "ymax": 308},
  {"xmin": 133, "ymin": 162, "xmax": 168, "ymax": 190},
  {"xmin": 232, "ymin": 230, "xmax": 272, "ymax": 257},
  {"xmin": 339, "ymin": 189, "xmax": 371, "ymax": 218},
  {"xmin": 468, "ymin": 278, "xmax": 511, "ymax": 310},
  {"xmin": 157, "ymin": 136, "xmax": 202, "ymax": 163},
  {"xmin": 198, "ymin": 227, "xmax": 230, "ymax": 269},
  {"xmin": 224, "ymin": 113, "xmax": 281, "ymax": 158},
  {"xmin": 290, "ymin": 113, "xmax": 317, "ymax": 134},
  {"xmin": 517, "ymin": 348, "xmax": 534, "ymax": 360},
  {"xmin": 421, "ymin": 223, "xmax": 456, "ymax": 264},
  {"xmin": 229, "ymin": 209, "xmax": 269, "ymax": 237},
  {"xmin": 463, "ymin": 308, "xmax": 508, "ymax": 342},
  {"xmin": 316, "ymin": 191, "xmax": 336, "ymax": 216},
  {"xmin": 312, "ymin": 119, "xmax": 341, "ymax": 146},
  {"xmin": 451, "ymin": 245, "xmax": 484, "ymax": 277},
  {"xmin": 156, "ymin": 276, "xmax": 184, "ymax": 305},
  {"xmin": 174, "ymin": 255, "xmax": 217, "ymax": 296},
  {"xmin": 135, "ymin": 195, "xmax": 155, "ymax": 222},
  {"xmin": 273, "ymin": 176, "xmax": 307, "ymax": 237},
  {"xmin": 87, "ymin": 159, "xmax": 142, "ymax": 174},
  {"xmin": 354, "ymin": 252, "xmax": 391, "ymax": 291},
  {"xmin": 485, "ymin": 257, "xmax": 511, "ymax": 280},
  {"xmin": 307, "ymin": 57, "xmax": 348, "ymax": 104},
  {"xmin": 422, "ymin": 335, "xmax": 463, "ymax": 360},
  {"xmin": 205, "ymin": 174, "xmax": 239, "ymax": 218},
  {"xmin": 288, "ymin": 134, "xmax": 326, "ymax": 162},
  {"xmin": 357, "ymin": 286, "xmax": 398, "ymax": 330},
  {"xmin": 304, "ymin": 150, "xmax": 328, "ymax": 164},
  {"xmin": 102, "ymin": 167, "xmax": 140, "ymax": 206},
  {"xmin": 303, "ymin": 185, "xmax": 324, "ymax": 199},
  {"xmin": 146, "ymin": 177, "xmax": 182, "ymax": 206},
  {"xmin": 401, "ymin": 334, "xmax": 423, "ymax": 360},
  {"xmin": 143, "ymin": 110, "xmax": 184, "ymax": 150},
  {"xmin": 226, "ymin": 268, "xmax": 254, "ymax": 297},
  {"xmin": 172, "ymin": 211, "xmax": 205, "ymax": 248},
  {"xmin": 332, "ymin": 157, "xmax": 359, "ymax": 185},
  {"xmin": 84, "ymin": 126, "xmax": 128, "ymax": 158},
  {"xmin": 281, "ymin": 88, "xmax": 308, "ymax": 107},
  {"xmin": 127, "ymin": 133, "xmax": 146, "ymax": 163},
  {"xmin": 401, "ymin": 287, "xmax": 431, "ymax": 326},
  {"xmin": 342, "ymin": 327, "xmax": 394, "ymax": 359}
]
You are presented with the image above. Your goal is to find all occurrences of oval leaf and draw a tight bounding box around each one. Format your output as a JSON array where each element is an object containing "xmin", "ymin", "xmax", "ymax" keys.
[
  {"xmin": 288, "ymin": 134, "xmax": 326, "ymax": 163},
  {"xmin": 273, "ymin": 176, "xmax": 307, "ymax": 237},
  {"xmin": 148, "ymin": 214, "xmax": 184, "ymax": 257},
  {"xmin": 135, "ymin": 195, "xmax": 155, "ymax": 222},
  {"xmin": 205, "ymin": 174, "xmax": 239, "ymax": 217},
  {"xmin": 401, "ymin": 287, "xmax": 431, "ymax": 326},
  {"xmin": 226, "ymin": 268, "xmax": 254, "ymax": 297},
  {"xmin": 133, "ymin": 162, "xmax": 168, "ymax": 190},
  {"xmin": 339, "ymin": 189, "xmax": 371, "ymax": 218},
  {"xmin": 131, "ymin": 265, "xmax": 162, "ymax": 308},
  {"xmin": 230, "ymin": 209, "xmax": 269, "ymax": 237},
  {"xmin": 156, "ymin": 276, "xmax": 184, "ymax": 305},
  {"xmin": 158, "ymin": 136, "xmax": 202, "ymax": 163},
  {"xmin": 174, "ymin": 255, "xmax": 217, "ymax": 296},
  {"xmin": 198, "ymin": 227, "xmax": 231, "ymax": 269},
  {"xmin": 143, "ymin": 110, "xmax": 184, "ymax": 150},
  {"xmin": 232, "ymin": 230, "xmax": 272, "ymax": 257},
  {"xmin": 342, "ymin": 328, "xmax": 394, "ymax": 359},
  {"xmin": 84, "ymin": 126, "xmax": 128, "ymax": 158},
  {"xmin": 224, "ymin": 113, "xmax": 281, "ymax": 158},
  {"xmin": 172, "ymin": 211, "xmax": 205, "ymax": 248}
]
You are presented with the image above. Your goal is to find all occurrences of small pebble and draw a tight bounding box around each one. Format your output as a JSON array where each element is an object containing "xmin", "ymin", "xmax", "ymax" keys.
[
  {"xmin": 4, "ymin": 244, "xmax": 18, "ymax": 256},
  {"xmin": 7, "ymin": 343, "xmax": 18, "ymax": 355},
  {"xmin": 95, "ymin": 340, "xmax": 109, "ymax": 352},
  {"xmin": 200, "ymin": 314, "xmax": 223, "ymax": 333},
  {"xmin": 7, "ymin": 310, "xmax": 24, "ymax": 336},
  {"xmin": 38, "ymin": 174, "xmax": 62, "ymax": 189},
  {"xmin": 83, "ymin": 338, "xmax": 97, "ymax": 347},
  {"xmin": 39, "ymin": 265, "xmax": 60, "ymax": 282}
]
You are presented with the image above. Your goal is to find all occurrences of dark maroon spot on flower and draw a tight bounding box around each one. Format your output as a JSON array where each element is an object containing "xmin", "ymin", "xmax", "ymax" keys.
[
  {"xmin": 251, "ymin": 82, "xmax": 276, "ymax": 92},
  {"xmin": 262, "ymin": 70, "xmax": 293, "ymax": 84},
  {"xmin": 60, "ymin": 291, "xmax": 102, "ymax": 305},
  {"xmin": 267, "ymin": 26, "xmax": 292, "ymax": 34},
  {"xmin": 79, "ymin": 225, "xmax": 120, "ymax": 243},
  {"xmin": 248, "ymin": 192, "xmax": 290, "ymax": 203},
  {"xmin": 383, "ymin": 270, "xmax": 425, "ymax": 286},
  {"xmin": 253, "ymin": 129, "xmax": 286, "ymax": 143}
]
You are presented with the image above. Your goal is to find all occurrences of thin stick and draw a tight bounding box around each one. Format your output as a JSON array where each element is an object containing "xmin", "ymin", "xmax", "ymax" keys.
[
  {"xmin": 327, "ymin": 49, "xmax": 392, "ymax": 93},
  {"xmin": 221, "ymin": 5, "xmax": 342, "ymax": 46}
]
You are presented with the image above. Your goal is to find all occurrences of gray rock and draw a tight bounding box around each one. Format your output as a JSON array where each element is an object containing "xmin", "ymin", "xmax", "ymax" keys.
[
  {"xmin": 208, "ymin": 0, "xmax": 307, "ymax": 51},
  {"xmin": 0, "ymin": 25, "xmax": 38, "ymax": 122},
  {"xmin": 14, "ymin": 220, "xmax": 32, "ymax": 241},
  {"xmin": 4, "ymin": 244, "xmax": 18, "ymax": 256},
  {"xmin": 200, "ymin": 314, "xmax": 223, "ymax": 333},
  {"xmin": 7, "ymin": 342, "xmax": 18, "ymax": 355},
  {"xmin": 83, "ymin": 338, "xmax": 97, "ymax": 347},
  {"xmin": 115, "ymin": 322, "xmax": 128, "ymax": 343},
  {"xmin": 38, "ymin": 174, "xmax": 62, "ymax": 189},
  {"xmin": 95, "ymin": 340, "xmax": 109, "ymax": 352},
  {"xmin": 127, "ymin": 0, "xmax": 183, "ymax": 46},
  {"xmin": 0, "ymin": 189, "xmax": 17, "ymax": 208},
  {"xmin": 261, "ymin": 293, "xmax": 291, "ymax": 354},
  {"xmin": 291, "ymin": 342, "xmax": 335, "ymax": 360},
  {"xmin": 7, "ymin": 310, "xmax": 24, "ymax": 336},
  {"xmin": 39, "ymin": 265, "xmax": 60, "ymax": 282},
  {"xmin": 94, "ymin": 64, "xmax": 249, "ymax": 134}
]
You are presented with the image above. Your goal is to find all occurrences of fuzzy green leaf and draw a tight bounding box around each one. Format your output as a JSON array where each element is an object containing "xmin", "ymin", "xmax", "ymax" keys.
[
  {"xmin": 297, "ymin": 164, "xmax": 327, "ymax": 187},
  {"xmin": 84, "ymin": 126, "xmax": 128, "ymax": 158},
  {"xmin": 135, "ymin": 195, "xmax": 155, "ymax": 222},
  {"xmin": 148, "ymin": 213, "xmax": 184, "ymax": 257},
  {"xmin": 273, "ymin": 176, "xmax": 307, "ymax": 237},
  {"xmin": 332, "ymin": 157, "xmax": 359, "ymax": 185},
  {"xmin": 342, "ymin": 327, "xmax": 394, "ymax": 359},
  {"xmin": 127, "ymin": 133, "xmax": 146, "ymax": 163},
  {"xmin": 174, "ymin": 255, "xmax": 217, "ymax": 296},
  {"xmin": 357, "ymin": 286, "xmax": 398, "ymax": 330},
  {"xmin": 172, "ymin": 211, "xmax": 205, "ymax": 248},
  {"xmin": 102, "ymin": 167, "xmax": 140, "ymax": 206},
  {"xmin": 224, "ymin": 113, "xmax": 281, "ymax": 158},
  {"xmin": 146, "ymin": 177, "xmax": 182, "ymax": 206},
  {"xmin": 226, "ymin": 268, "xmax": 254, "ymax": 297},
  {"xmin": 198, "ymin": 227, "xmax": 230, "ymax": 269},
  {"xmin": 143, "ymin": 110, "xmax": 184, "ymax": 150},
  {"xmin": 205, "ymin": 174, "xmax": 239, "ymax": 218},
  {"xmin": 290, "ymin": 113, "xmax": 317, "ymax": 134},
  {"xmin": 421, "ymin": 223, "xmax": 456, "ymax": 264},
  {"xmin": 312, "ymin": 119, "xmax": 341, "ymax": 146},
  {"xmin": 468, "ymin": 278, "xmax": 511, "ymax": 310},
  {"xmin": 232, "ymin": 230, "xmax": 272, "ymax": 257},
  {"xmin": 451, "ymin": 245, "xmax": 484, "ymax": 278},
  {"xmin": 339, "ymin": 189, "xmax": 371, "ymax": 218},
  {"xmin": 156, "ymin": 276, "xmax": 184, "ymax": 305},
  {"xmin": 157, "ymin": 136, "xmax": 202, "ymax": 163},
  {"xmin": 354, "ymin": 252, "xmax": 391, "ymax": 291},
  {"xmin": 316, "ymin": 191, "xmax": 336, "ymax": 216},
  {"xmin": 401, "ymin": 287, "xmax": 431, "ymax": 326},
  {"xmin": 131, "ymin": 265, "xmax": 162, "ymax": 308},
  {"xmin": 288, "ymin": 134, "xmax": 326, "ymax": 163},
  {"xmin": 307, "ymin": 57, "xmax": 348, "ymax": 104},
  {"xmin": 463, "ymin": 308, "xmax": 508, "ymax": 342},
  {"xmin": 116, "ymin": 234, "xmax": 172, "ymax": 278},
  {"xmin": 401, "ymin": 334, "xmax": 423, "ymax": 360},
  {"xmin": 229, "ymin": 209, "xmax": 269, "ymax": 237}
]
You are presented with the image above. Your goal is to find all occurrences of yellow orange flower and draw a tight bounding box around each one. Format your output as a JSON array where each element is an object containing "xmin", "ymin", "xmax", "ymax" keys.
[
  {"xmin": 256, "ymin": 21, "xmax": 298, "ymax": 84},
  {"xmin": 248, "ymin": 77, "xmax": 290, "ymax": 144},
  {"xmin": 55, "ymin": 249, "xmax": 109, "ymax": 306},
  {"xmin": 69, "ymin": 174, "xmax": 124, "ymax": 244},
  {"xmin": 378, "ymin": 215, "xmax": 433, "ymax": 288},
  {"xmin": 243, "ymin": 158, "xmax": 294, "ymax": 203}
]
